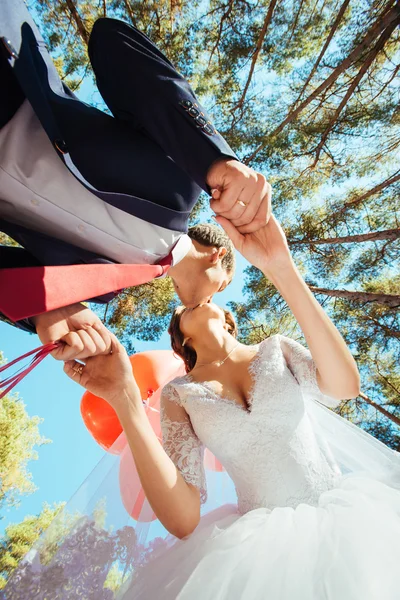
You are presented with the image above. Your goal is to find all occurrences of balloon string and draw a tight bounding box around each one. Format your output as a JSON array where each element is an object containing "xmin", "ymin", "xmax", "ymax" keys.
[
  {"xmin": 0, "ymin": 341, "xmax": 61, "ymax": 399},
  {"xmin": 142, "ymin": 399, "xmax": 160, "ymax": 414}
]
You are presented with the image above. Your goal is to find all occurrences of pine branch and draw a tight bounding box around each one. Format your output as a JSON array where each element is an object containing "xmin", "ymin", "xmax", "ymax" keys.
[
  {"xmin": 375, "ymin": 360, "xmax": 400, "ymax": 396},
  {"xmin": 64, "ymin": 0, "xmax": 90, "ymax": 46},
  {"xmin": 333, "ymin": 170, "xmax": 400, "ymax": 219},
  {"xmin": 232, "ymin": 0, "xmax": 278, "ymax": 112},
  {"xmin": 292, "ymin": 0, "xmax": 351, "ymax": 107},
  {"xmin": 311, "ymin": 15, "xmax": 400, "ymax": 167},
  {"xmin": 207, "ymin": 0, "xmax": 235, "ymax": 68},
  {"xmin": 290, "ymin": 0, "xmax": 306, "ymax": 36},
  {"xmin": 245, "ymin": 1, "xmax": 400, "ymax": 163},
  {"xmin": 122, "ymin": 0, "xmax": 136, "ymax": 25},
  {"xmin": 359, "ymin": 392, "xmax": 400, "ymax": 426}
]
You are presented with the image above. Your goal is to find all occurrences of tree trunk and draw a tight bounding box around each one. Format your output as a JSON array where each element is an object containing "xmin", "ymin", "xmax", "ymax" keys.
[
  {"xmin": 293, "ymin": 0, "xmax": 350, "ymax": 106},
  {"xmin": 64, "ymin": 0, "xmax": 90, "ymax": 46},
  {"xmin": 245, "ymin": 2, "xmax": 400, "ymax": 163},
  {"xmin": 308, "ymin": 286, "xmax": 400, "ymax": 308},
  {"xmin": 359, "ymin": 392, "xmax": 400, "ymax": 427},
  {"xmin": 290, "ymin": 228, "xmax": 400, "ymax": 246}
]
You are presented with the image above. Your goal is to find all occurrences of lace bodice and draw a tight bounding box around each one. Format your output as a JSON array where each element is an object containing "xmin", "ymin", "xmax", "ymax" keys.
[{"xmin": 161, "ymin": 335, "xmax": 342, "ymax": 514}]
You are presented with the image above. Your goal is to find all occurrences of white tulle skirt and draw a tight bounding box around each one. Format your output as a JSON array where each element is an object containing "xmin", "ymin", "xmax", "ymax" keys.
[
  {"xmin": 3, "ymin": 398, "xmax": 400, "ymax": 600},
  {"xmin": 118, "ymin": 474, "xmax": 400, "ymax": 600}
]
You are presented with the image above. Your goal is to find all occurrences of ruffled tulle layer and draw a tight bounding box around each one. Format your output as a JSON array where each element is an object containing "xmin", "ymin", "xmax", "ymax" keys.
[{"xmin": 119, "ymin": 475, "xmax": 400, "ymax": 600}]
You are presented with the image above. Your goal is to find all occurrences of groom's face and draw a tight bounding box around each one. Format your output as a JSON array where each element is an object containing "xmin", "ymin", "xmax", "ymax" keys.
[{"xmin": 172, "ymin": 264, "xmax": 231, "ymax": 308}]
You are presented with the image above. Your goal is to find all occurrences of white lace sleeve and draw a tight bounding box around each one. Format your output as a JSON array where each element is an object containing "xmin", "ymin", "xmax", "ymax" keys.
[
  {"xmin": 279, "ymin": 335, "xmax": 341, "ymax": 408},
  {"xmin": 160, "ymin": 383, "xmax": 207, "ymax": 504}
]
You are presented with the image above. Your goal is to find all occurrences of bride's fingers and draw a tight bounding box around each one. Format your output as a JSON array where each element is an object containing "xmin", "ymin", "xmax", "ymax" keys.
[
  {"xmin": 64, "ymin": 359, "xmax": 87, "ymax": 386},
  {"xmin": 213, "ymin": 215, "xmax": 245, "ymax": 250},
  {"xmin": 109, "ymin": 332, "xmax": 127, "ymax": 355}
]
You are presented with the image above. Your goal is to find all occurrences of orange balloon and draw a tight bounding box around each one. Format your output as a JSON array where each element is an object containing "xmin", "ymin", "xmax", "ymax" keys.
[
  {"xmin": 80, "ymin": 390, "xmax": 123, "ymax": 452},
  {"xmin": 129, "ymin": 350, "xmax": 184, "ymax": 402},
  {"xmin": 80, "ymin": 350, "xmax": 184, "ymax": 453}
]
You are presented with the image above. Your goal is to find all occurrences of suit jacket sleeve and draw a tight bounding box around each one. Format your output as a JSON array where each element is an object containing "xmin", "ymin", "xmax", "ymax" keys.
[{"xmin": 88, "ymin": 18, "xmax": 239, "ymax": 194}]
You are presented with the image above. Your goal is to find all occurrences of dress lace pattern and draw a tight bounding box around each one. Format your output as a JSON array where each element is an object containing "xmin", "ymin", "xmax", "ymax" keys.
[
  {"xmin": 160, "ymin": 335, "xmax": 341, "ymax": 515},
  {"xmin": 160, "ymin": 383, "xmax": 208, "ymax": 504}
]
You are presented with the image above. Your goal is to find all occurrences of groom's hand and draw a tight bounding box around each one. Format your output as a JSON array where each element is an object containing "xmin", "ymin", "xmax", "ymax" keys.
[
  {"xmin": 32, "ymin": 303, "xmax": 112, "ymax": 361},
  {"xmin": 206, "ymin": 158, "xmax": 271, "ymax": 233}
]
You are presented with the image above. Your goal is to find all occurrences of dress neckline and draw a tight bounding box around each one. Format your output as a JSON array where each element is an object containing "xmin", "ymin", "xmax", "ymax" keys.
[{"xmin": 182, "ymin": 341, "xmax": 266, "ymax": 414}]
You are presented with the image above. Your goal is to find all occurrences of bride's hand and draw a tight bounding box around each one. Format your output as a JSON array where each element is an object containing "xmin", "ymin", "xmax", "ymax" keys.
[
  {"xmin": 63, "ymin": 334, "xmax": 141, "ymax": 411},
  {"xmin": 215, "ymin": 214, "xmax": 293, "ymax": 274}
]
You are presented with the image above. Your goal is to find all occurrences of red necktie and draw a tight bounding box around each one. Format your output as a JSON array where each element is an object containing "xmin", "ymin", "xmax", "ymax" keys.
[{"xmin": 0, "ymin": 259, "xmax": 171, "ymax": 321}]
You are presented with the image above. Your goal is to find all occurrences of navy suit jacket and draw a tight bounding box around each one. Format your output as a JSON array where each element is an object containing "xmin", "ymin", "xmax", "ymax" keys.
[{"xmin": 0, "ymin": 1, "xmax": 237, "ymax": 329}]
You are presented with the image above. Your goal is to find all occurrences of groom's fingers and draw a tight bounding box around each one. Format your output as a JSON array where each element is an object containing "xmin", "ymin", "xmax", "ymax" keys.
[
  {"xmin": 54, "ymin": 332, "xmax": 85, "ymax": 361},
  {"xmin": 213, "ymin": 216, "xmax": 244, "ymax": 250},
  {"xmin": 210, "ymin": 174, "xmax": 268, "ymax": 226},
  {"xmin": 210, "ymin": 184, "xmax": 247, "ymax": 221}
]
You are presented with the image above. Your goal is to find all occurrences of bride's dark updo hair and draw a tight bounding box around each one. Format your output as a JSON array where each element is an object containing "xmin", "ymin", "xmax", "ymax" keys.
[{"xmin": 168, "ymin": 306, "xmax": 238, "ymax": 373}]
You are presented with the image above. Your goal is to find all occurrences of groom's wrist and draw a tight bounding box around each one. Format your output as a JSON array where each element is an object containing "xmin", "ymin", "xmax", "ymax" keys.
[{"xmin": 206, "ymin": 156, "xmax": 239, "ymax": 186}]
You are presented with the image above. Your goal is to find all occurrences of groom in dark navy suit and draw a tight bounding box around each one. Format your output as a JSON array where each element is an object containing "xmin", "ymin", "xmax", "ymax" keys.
[{"xmin": 0, "ymin": 1, "xmax": 271, "ymax": 361}]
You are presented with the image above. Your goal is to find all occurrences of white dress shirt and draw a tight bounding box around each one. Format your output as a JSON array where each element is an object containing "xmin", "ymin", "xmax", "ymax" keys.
[{"xmin": 0, "ymin": 100, "xmax": 192, "ymax": 268}]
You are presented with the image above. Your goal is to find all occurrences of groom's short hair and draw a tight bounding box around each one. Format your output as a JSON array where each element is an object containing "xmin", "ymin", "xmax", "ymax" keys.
[{"xmin": 188, "ymin": 223, "xmax": 236, "ymax": 276}]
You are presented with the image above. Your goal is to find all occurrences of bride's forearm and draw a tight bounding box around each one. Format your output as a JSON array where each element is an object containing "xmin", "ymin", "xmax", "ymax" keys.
[
  {"xmin": 262, "ymin": 262, "xmax": 360, "ymax": 399},
  {"xmin": 115, "ymin": 391, "xmax": 200, "ymax": 538}
]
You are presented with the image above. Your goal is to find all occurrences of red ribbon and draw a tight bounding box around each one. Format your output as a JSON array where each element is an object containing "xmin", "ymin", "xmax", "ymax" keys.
[{"xmin": 0, "ymin": 342, "xmax": 61, "ymax": 399}]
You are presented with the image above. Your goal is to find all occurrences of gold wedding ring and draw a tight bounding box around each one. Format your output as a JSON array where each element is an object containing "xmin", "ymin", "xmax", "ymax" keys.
[
  {"xmin": 73, "ymin": 365, "xmax": 84, "ymax": 376},
  {"xmin": 237, "ymin": 200, "xmax": 247, "ymax": 207}
]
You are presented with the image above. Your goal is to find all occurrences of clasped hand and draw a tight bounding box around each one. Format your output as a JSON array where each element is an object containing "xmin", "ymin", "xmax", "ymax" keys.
[
  {"xmin": 63, "ymin": 334, "xmax": 140, "ymax": 412},
  {"xmin": 206, "ymin": 158, "xmax": 272, "ymax": 234}
]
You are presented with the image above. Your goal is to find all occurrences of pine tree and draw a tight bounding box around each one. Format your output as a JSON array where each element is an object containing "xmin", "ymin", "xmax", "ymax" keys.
[{"xmin": 0, "ymin": 354, "xmax": 51, "ymax": 509}]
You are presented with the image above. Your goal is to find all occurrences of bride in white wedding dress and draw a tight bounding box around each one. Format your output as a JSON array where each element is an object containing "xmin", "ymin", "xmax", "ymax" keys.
[
  {"xmin": 6, "ymin": 215, "xmax": 398, "ymax": 599},
  {"xmin": 61, "ymin": 214, "xmax": 400, "ymax": 599}
]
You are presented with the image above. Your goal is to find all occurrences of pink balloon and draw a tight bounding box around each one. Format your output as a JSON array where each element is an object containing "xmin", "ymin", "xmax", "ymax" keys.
[
  {"xmin": 204, "ymin": 448, "xmax": 224, "ymax": 472},
  {"xmin": 119, "ymin": 437, "xmax": 158, "ymax": 522}
]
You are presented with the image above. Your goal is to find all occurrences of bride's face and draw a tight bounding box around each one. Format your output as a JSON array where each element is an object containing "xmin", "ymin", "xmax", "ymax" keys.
[{"xmin": 179, "ymin": 302, "xmax": 228, "ymax": 340}]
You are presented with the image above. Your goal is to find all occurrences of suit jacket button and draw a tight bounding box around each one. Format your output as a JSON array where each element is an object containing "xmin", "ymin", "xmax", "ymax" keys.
[
  {"xmin": 195, "ymin": 116, "xmax": 207, "ymax": 127},
  {"xmin": 54, "ymin": 139, "xmax": 68, "ymax": 154},
  {"xmin": 188, "ymin": 107, "xmax": 200, "ymax": 117},
  {"xmin": 203, "ymin": 123, "xmax": 215, "ymax": 135},
  {"xmin": 1, "ymin": 37, "xmax": 18, "ymax": 59},
  {"xmin": 180, "ymin": 100, "xmax": 193, "ymax": 109}
]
